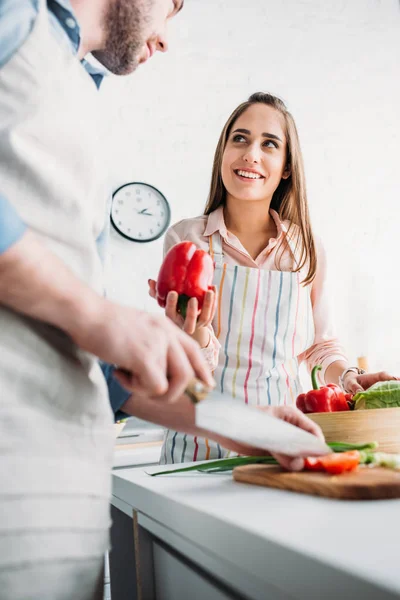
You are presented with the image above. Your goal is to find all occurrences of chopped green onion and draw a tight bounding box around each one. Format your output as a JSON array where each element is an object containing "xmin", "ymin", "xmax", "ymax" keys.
[
  {"xmin": 149, "ymin": 455, "xmax": 278, "ymax": 477},
  {"xmin": 327, "ymin": 441, "xmax": 378, "ymax": 452},
  {"xmin": 149, "ymin": 441, "xmax": 380, "ymax": 477}
]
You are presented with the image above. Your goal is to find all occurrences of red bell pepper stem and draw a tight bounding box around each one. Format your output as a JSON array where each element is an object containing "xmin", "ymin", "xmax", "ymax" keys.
[
  {"xmin": 311, "ymin": 365, "xmax": 322, "ymax": 390},
  {"xmin": 177, "ymin": 294, "xmax": 190, "ymax": 319},
  {"xmin": 297, "ymin": 365, "xmax": 350, "ymax": 414}
]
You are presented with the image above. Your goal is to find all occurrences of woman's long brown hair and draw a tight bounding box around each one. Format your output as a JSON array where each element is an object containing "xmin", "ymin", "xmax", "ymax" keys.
[{"xmin": 204, "ymin": 92, "xmax": 316, "ymax": 285}]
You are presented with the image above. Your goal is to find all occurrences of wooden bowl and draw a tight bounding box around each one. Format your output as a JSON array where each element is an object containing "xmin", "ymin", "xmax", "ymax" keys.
[{"xmin": 307, "ymin": 408, "xmax": 400, "ymax": 453}]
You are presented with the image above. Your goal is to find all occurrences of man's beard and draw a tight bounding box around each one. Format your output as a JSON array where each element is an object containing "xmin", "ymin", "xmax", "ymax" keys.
[{"xmin": 93, "ymin": 0, "xmax": 152, "ymax": 76}]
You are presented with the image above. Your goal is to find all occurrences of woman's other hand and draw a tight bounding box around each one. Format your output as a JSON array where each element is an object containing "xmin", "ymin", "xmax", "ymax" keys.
[
  {"xmin": 343, "ymin": 370, "xmax": 400, "ymax": 395},
  {"xmin": 258, "ymin": 405, "xmax": 325, "ymax": 472}
]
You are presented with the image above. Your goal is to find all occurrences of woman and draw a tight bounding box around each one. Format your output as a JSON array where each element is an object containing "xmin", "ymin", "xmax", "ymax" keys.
[{"xmin": 150, "ymin": 92, "xmax": 396, "ymax": 464}]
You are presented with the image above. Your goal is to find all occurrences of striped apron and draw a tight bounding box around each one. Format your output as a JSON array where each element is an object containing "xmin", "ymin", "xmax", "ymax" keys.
[{"xmin": 161, "ymin": 231, "xmax": 315, "ymax": 464}]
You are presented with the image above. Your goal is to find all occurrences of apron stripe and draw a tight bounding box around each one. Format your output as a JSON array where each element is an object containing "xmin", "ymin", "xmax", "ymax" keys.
[
  {"xmin": 292, "ymin": 360, "xmax": 299, "ymax": 398},
  {"xmin": 272, "ymin": 273, "xmax": 284, "ymax": 405},
  {"xmin": 292, "ymin": 272, "xmax": 301, "ymax": 355},
  {"xmin": 209, "ymin": 234, "xmax": 214, "ymax": 261},
  {"xmin": 164, "ymin": 433, "xmax": 168, "ymax": 464},
  {"xmin": 258, "ymin": 271, "xmax": 272, "ymax": 405},
  {"xmin": 281, "ymin": 363, "xmax": 293, "ymax": 405},
  {"xmin": 232, "ymin": 268, "xmax": 250, "ymax": 398},
  {"xmin": 282, "ymin": 274, "xmax": 294, "ymax": 404},
  {"xmin": 267, "ymin": 373, "xmax": 272, "ymax": 405},
  {"xmin": 272, "ymin": 272, "xmax": 283, "ymax": 366},
  {"xmin": 181, "ymin": 434, "xmax": 188, "ymax": 462},
  {"xmin": 220, "ymin": 266, "xmax": 238, "ymax": 394},
  {"xmin": 205, "ymin": 438, "xmax": 211, "ymax": 460},
  {"xmin": 244, "ymin": 269, "xmax": 261, "ymax": 404},
  {"xmin": 286, "ymin": 357, "xmax": 299, "ymax": 399},
  {"xmin": 193, "ymin": 436, "xmax": 199, "ymax": 461},
  {"xmin": 171, "ymin": 432, "xmax": 178, "ymax": 464},
  {"xmin": 216, "ymin": 263, "xmax": 227, "ymax": 339},
  {"xmin": 283, "ymin": 273, "xmax": 293, "ymax": 352},
  {"xmin": 276, "ymin": 366, "xmax": 282, "ymax": 406}
]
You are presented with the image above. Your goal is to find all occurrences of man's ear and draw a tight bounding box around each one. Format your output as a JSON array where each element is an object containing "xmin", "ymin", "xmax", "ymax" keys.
[{"xmin": 282, "ymin": 165, "xmax": 291, "ymax": 180}]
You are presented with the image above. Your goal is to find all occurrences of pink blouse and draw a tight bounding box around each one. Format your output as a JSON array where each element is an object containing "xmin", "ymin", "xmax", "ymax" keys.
[{"xmin": 164, "ymin": 207, "xmax": 347, "ymax": 382}]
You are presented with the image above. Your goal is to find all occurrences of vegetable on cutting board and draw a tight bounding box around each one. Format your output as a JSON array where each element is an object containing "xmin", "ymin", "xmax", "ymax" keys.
[
  {"xmin": 304, "ymin": 451, "xmax": 360, "ymax": 474},
  {"xmin": 353, "ymin": 380, "xmax": 400, "ymax": 410},
  {"xmin": 296, "ymin": 365, "xmax": 349, "ymax": 414},
  {"xmin": 156, "ymin": 241, "xmax": 214, "ymax": 318},
  {"xmin": 149, "ymin": 442, "xmax": 395, "ymax": 477}
]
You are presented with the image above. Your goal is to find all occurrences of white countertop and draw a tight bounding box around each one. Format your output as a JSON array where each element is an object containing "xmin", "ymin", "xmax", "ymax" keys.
[
  {"xmin": 112, "ymin": 462, "xmax": 400, "ymax": 600},
  {"xmin": 113, "ymin": 424, "xmax": 163, "ymax": 469}
]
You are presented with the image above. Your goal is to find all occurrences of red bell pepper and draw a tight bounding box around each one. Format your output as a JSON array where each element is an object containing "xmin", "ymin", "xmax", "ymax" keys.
[
  {"xmin": 296, "ymin": 365, "xmax": 349, "ymax": 413},
  {"xmin": 156, "ymin": 241, "xmax": 214, "ymax": 318},
  {"xmin": 345, "ymin": 393, "xmax": 355, "ymax": 409},
  {"xmin": 304, "ymin": 450, "xmax": 360, "ymax": 475}
]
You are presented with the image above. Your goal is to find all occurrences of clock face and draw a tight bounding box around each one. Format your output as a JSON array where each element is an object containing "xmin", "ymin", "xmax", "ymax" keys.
[{"xmin": 110, "ymin": 182, "xmax": 171, "ymax": 242}]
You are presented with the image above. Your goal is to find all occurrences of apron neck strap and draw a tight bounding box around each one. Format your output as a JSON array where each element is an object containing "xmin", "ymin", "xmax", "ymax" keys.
[{"xmin": 209, "ymin": 232, "xmax": 224, "ymax": 267}]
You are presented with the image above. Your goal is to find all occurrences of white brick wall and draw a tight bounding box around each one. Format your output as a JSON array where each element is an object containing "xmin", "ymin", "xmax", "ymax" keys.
[{"xmin": 101, "ymin": 0, "xmax": 400, "ymax": 374}]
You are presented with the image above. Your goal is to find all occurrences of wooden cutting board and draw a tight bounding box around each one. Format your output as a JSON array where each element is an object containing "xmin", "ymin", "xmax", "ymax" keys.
[{"xmin": 233, "ymin": 465, "xmax": 400, "ymax": 500}]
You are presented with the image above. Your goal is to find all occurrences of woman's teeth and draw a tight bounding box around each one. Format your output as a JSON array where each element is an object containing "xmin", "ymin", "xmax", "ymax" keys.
[{"xmin": 236, "ymin": 170, "xmax": 262, "ymax": 179}]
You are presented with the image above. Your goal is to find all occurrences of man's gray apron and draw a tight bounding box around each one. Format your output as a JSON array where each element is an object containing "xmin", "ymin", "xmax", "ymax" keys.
[{"xmin": 0, "ymin": 1, "xmax": 114, "ymax": 597}]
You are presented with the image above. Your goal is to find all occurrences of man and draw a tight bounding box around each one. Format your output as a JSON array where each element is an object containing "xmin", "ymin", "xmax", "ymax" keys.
[{"xmin": 0, "ymin": 2, "xmax": 322, "ymax": 598}]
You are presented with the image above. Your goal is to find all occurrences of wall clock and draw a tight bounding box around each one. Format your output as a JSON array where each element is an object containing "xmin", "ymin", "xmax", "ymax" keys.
[{"xmin": 110, "ymin": 182, "xmax": 171, "ymax": 243}]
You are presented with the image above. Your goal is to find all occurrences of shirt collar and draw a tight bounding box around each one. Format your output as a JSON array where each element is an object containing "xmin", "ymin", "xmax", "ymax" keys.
[
  {"xmin": 48, "ymin": 0, "xmax": 80, "ymax": 53},
  {"xmin": 82, "ymin": 54, "xmax": 111, "ymax": 88},
  {"xmin": 203, "ymin": 206, "xmax": 287, "ymax": 239},
  {"xmin": 203, "ymin": 206, "xmax": 227, "ymax": 237},
  {"xmin": 48, "ymin": 0, "xmax": 109, "ymax": 87}
]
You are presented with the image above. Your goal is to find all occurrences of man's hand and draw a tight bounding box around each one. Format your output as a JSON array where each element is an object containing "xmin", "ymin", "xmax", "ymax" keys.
[
  {"xmin": 121, "ymin": 393, "xmax": 325, "ymax": 471},
  {"xmin": 75, "ymin": 302, "xmax": 215, "ymax": 399}
]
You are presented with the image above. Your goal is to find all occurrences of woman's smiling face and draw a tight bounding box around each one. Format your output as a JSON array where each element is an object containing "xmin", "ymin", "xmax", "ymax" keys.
[{"xmin": 221, "ymin": 103, "xmax": 290, "ymax": 204}]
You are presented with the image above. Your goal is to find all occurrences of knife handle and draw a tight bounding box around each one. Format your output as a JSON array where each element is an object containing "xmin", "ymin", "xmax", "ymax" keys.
[
  {"xmin": 117, "ymin": 369, "xmax": 211, "ymax": 404},
  {"xmin": 185, "ymin": 378, "xmax": 211, "ymax": 404}
]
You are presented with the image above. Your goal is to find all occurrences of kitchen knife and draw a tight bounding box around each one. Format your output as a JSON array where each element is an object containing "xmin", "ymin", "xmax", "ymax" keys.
[{"xmin": 186, "ymin": 379, "xmax": 331, "ymax": 457}]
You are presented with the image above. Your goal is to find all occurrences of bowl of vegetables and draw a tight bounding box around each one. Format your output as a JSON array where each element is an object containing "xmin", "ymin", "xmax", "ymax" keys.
[{"xmin": 297, "ymin": 367, "xmax": 400, "ymax": 454}]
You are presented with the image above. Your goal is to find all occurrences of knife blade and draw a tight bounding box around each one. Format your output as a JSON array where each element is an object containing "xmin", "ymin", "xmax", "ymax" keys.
[{"xmin": 186, "ymin": 379, "xmax": 330, "ymax": 457}]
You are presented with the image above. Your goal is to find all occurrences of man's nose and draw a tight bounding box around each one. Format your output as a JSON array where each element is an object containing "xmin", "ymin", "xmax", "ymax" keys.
[{"xmin": 156, "ymin": 34, "xmax": 168, "ymax": 53}]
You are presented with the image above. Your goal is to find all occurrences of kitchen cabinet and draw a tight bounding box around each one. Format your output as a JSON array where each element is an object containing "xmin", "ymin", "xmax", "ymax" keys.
[
  {"xmin": 111, "ymin": 464, "xmax": 400, "ymax": 600},
  {"xmin": 152, "ymin": 541, "xmax": 241, "ymax": 600},
  {"xmin": 108, "ymin": 435, "xmax": 162, "ymax": 599}
]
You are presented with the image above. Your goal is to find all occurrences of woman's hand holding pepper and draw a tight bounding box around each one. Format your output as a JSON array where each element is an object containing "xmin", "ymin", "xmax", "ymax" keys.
[{"xmin": 148, "ymin": 279, "xmax": 217, "ymax": 346}]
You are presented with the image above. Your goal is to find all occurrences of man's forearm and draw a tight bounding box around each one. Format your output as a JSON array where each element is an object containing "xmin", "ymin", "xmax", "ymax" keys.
[
  {"xmin": 0, "ymin": 230, "xmax": 104, "ymax": 342},
  {"xmin": 121, "ymin": 392, "xmax": 197, "ymax": 434}
]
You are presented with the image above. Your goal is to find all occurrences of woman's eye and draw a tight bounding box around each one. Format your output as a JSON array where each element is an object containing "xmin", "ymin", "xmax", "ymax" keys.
[
  {"xmin": 263, "ymin": 140, "xmax": 278, "ymax": 149},
  {"xmin": 232, "ymin": 134, "xmax": 246, "ymax": 143}
]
